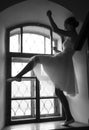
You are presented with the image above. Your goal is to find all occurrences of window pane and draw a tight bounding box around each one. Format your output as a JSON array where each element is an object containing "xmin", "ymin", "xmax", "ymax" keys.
[
  {"xmin": 23, "ymin": 26, "xmax": 51, "ymax": 54},
  {"xmin": 23, "ymin": 33, "xmax": 45, "ymax": 54},
  {"xmin": 45, "ymin": 37, "xmax": 51, "ymax": 54},
  {"xmin": 40, "ymin": 98, "xmax": 62, "ymax": 116},
  {"xmin": 11, "ymin": 99, "xmax": 36, "ymax": 119},
  {"xmin": 40, "ymin": 99, "xmax": 54, "ymax": 115},
  {"xmin": 40, "ymin": 64, "xmax": 55, "ymax": 97},
  {"xmin": 40, "ymin": 80, "xmax": 55, "ymax": 97},
  {"xmin": 10, "ymin": 28, "xmax": 21, "ymax": 52},
  {"xmin": 11, "ymin": 100, "xmax": 31, "ymax": 116},
  {"xmin": 23, "ymin": 26, "xmax": 50, "ymax": 39},
  {"xmin": 11, "ymin": 79, "xmax": 36, "ymax": 98},
  {"xmin": 11, "ymin": 81, "xmax": 31, "ymax": 97},
  {"xmin": 11, "ymin": 62, "xmax": 31, "ymax": 77}
]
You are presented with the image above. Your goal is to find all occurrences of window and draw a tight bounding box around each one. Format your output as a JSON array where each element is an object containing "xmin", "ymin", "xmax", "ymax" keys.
[{"xmin": 5, "ymin": 24, "xmax": 64, "ymax": 125}]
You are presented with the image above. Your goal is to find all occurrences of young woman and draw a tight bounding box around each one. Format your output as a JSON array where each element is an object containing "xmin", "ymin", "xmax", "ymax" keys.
[{"xmin": 8, "ymin": 10, "xmax": 79, "ymax": 126}]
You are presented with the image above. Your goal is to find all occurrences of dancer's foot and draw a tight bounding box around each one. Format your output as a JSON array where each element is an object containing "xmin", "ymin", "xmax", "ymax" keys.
[
  {"xmin": 62, "ymin": 118, "xmax": 74, "ymax": 126},
  {"xmin": 7, "ymin": 77, "xmax": 21, "ymax": 82}
]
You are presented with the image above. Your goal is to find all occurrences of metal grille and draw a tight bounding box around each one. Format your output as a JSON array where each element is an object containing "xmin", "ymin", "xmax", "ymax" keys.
[
  {"xmin": 11, "ymin": 100, "xmax": 31, "ymax": 117},
  {"xmin": 40, "ymin": 80, "xmax": 55, "ymax": 97},
  {"xmin": 11, "ymin": 81, "xmax": 32, "ymax": 98},
  {"xmin": 40, "ymin": 99, "xmax": 54, "ymax": 115},
  {"xmin": 11, "ymin": 80, "xmax": 36, "ymax": 120},
  {"xmin": 11, "ymin": 99, "xmax": 36, "ymax": 120}
]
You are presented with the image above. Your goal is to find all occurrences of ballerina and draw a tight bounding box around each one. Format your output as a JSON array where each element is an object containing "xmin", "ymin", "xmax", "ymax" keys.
[{"xmin": 7, "ymin": 10, "xmax": 79, "ymax": 126}]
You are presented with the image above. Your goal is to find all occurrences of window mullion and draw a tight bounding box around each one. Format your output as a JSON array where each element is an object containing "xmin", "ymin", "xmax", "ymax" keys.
[
  {"xmin": 44, "ymin": 37, "xmax": 46, "ymax": 54},
  {"xmin": 31, "ymin": 71, "xmax": 35, "ymax": 118},
  {"xmin": 21, "ymin": 27, "xmax": 23, "ymax": 53},
  {"xmin": 36, "ymin": 78, "xmax": 40, "ymax": 121},
  {"xmin": 50, "ymin": 29, "xmax": 53, "ymax": 54}
]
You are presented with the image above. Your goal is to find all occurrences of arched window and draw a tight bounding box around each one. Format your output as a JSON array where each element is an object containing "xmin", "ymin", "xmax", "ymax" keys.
[{"xmin": 5, "ymin": 23, "xmax": 64, "ymax": 125}]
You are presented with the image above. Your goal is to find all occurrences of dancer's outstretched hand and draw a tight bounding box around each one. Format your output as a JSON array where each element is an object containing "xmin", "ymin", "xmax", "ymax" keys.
[
  {"xmin": 7, "ymin": 77, "xmax": 21, "ymax": 82},
  {"xmin": 47, "ymin": 10, "xmax": 52, "ymax": 17}
]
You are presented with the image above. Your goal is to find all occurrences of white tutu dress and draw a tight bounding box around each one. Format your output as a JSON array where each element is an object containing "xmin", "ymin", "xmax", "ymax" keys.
[{"xmin": 34, "ymin": 37, "xmax": 78, "ymax": 96}]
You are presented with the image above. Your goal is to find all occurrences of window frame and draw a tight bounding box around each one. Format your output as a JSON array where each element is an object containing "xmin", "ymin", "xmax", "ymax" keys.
[{"xmin": 5, "ymin": 22, "xmax": 65, "ymax": 126}]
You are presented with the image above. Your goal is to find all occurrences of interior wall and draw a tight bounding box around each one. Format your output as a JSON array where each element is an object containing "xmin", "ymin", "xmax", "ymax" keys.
[
  {"xmin": 68, "ymin": 42, "xmax": 89, "ymax": 123},
  {"xmin": 0, "ymin": 22, "xmax": 5, "ymax": 129},
  {"xmin": 0, "ymin": 0, "xmax": 88, "ymax": 128},
  {"xmin": 49, "ymin": 0, "xmax": 89, "ymax": 21},
  {"xmin": 0, "ymin": 0, "xmax": 72, "ymax": 28}
]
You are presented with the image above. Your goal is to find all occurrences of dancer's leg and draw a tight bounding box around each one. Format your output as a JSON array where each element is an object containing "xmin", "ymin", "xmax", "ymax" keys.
[
  {"xmin": 55, "ymin": 88, "xmax": 74, "ymax": 125},
  {"xmin": 15, "ymin": 56, "xmax": 40, "ymax": 78}
]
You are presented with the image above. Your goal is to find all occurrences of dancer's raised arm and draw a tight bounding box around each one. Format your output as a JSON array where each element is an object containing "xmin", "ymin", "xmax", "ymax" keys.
[
  {"xmin": 47, "ymin": 10, "xmax": 58, "ymax": 30},
  {"xmin": 47, "ymin": 10, "xmax": 73, "ymax": 37}
]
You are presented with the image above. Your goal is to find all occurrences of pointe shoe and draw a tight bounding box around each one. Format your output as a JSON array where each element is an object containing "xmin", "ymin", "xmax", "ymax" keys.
[
  {"xmin": 7, "ymin": 77, "xmax": 21, "ymax": 82},
  {"xmin": 61, "ymin": 119, "xmax": 74, "ymax": 126}
]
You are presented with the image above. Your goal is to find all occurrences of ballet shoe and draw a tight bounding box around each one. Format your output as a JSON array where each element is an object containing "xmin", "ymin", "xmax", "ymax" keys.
[
  {"xmin": 7, "ymin": 77, "xmax": 21, "ymax": 82},
  {"xmin": 61, "ymin": 119, "xmax": 74, "ymax": 126}
]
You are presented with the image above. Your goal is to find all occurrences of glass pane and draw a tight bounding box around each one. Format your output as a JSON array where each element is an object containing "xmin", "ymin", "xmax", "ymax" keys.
[
  {"xmin": 23, "ymin": 26, "xmax": 50, "ymax": 39},
  {"xmin": 40, "ymin": 80, "xmax": 55, "ymax": 97},
  {"xmin": 11, "ymin": 99, "xmax": 36, "ymax": 119},
  {"xmin": 10, "ymin": 28, "xmax": 21, "ymax": 52},
  {"xmin": 11, "ymin": 80, "xmax": 36, "ymax": 98},
  {"xmin": 40, "ymin": 98, "xmax": 62, "ymax": 116},
  {"xmin": 40, "ymin": 99, "xmax": 54, "ymax": 115},
  {"xmin": 23, "ymin": 26, "xmax": 51, "ymax": 54},
  {"xmin": 23, "ymin": 33, "xmax": 45, "ymax": 54},
  {"xmin": 45, "ymin": 37, "xmax": 51, "ymax": 54},
  {"xmin": 11, "ymin": 62, "xmax": 31, "ymax": 77}
]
